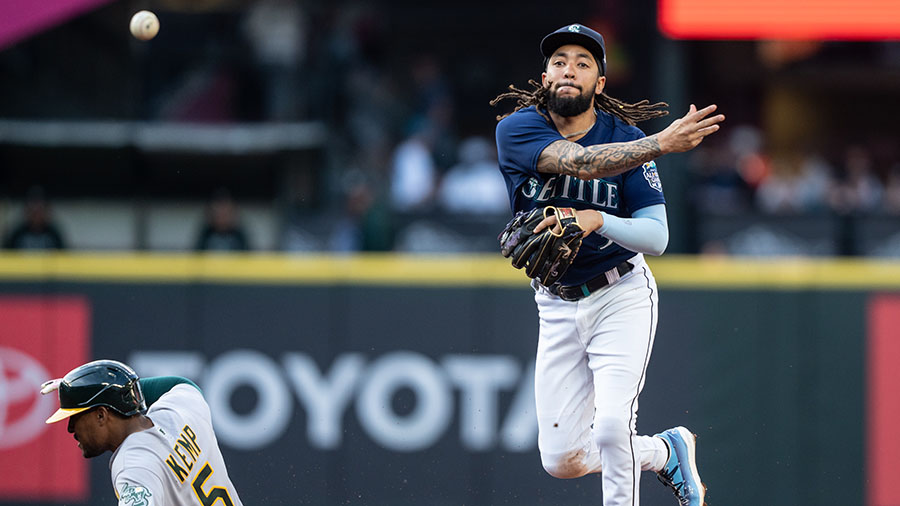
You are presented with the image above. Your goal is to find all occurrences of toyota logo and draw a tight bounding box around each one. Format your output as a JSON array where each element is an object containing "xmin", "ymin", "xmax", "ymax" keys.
[{"xmin": 0, "ymin": 347, "xmax": 56, "ymax": 449}]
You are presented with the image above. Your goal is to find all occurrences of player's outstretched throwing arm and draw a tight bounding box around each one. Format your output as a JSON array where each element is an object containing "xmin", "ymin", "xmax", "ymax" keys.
[{"xmin": 536, "ymin": 104, "xmax": 725, "ymax": 179}]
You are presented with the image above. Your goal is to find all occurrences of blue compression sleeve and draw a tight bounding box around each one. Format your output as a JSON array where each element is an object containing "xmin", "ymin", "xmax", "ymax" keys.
[{"xmin": 595, "ymin": 204, "xmax": 669, "ymax": 256}]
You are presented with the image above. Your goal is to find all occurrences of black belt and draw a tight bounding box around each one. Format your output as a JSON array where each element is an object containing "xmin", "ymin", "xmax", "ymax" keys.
[{"xmin": 551, "ymin": 261, "xmax": 634, "ymax": 301}]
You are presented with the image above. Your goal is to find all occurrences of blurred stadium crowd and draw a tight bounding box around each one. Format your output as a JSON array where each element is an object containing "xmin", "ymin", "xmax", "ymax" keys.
[{"xmin": 2, "ymin": 0, "xmax": 899, "ymax": 256}]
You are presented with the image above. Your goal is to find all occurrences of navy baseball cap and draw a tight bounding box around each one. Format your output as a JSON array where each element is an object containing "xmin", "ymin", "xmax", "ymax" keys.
[{"xmin": 541, "ymin": 24, "xmax": 607, "ymax": 76}]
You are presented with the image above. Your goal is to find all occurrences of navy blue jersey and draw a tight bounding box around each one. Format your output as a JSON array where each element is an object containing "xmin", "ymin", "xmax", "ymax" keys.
[{"xmin": 495, "ymin": 106, "xmax": 666, "ymax": 285}]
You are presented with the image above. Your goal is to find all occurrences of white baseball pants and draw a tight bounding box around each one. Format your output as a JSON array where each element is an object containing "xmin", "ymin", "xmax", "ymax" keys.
[{"xmin": 532, "ymin": 254, "xmax": 669, "ymax": 506}]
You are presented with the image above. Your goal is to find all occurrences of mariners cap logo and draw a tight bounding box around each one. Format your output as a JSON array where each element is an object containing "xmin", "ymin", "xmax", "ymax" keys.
[{"xmin": 568, "ymin": 24, "xmax": 581, "ymax": 32}]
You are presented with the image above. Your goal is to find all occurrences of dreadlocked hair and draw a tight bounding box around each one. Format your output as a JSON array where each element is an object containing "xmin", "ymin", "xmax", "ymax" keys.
[{"xmin": 489, "ymin": 79, "xmax": 670, "ymax": 126}]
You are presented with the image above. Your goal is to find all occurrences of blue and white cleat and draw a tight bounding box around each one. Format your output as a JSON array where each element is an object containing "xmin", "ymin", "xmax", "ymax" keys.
[{"xmin": 655, "ymin": 426, "xmax": 707, "ymax": 506}]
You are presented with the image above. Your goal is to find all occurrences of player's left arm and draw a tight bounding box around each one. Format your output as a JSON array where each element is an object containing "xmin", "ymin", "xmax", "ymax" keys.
[
  {"xmin": 535, "ymin": 204, "xmax": 669, "ymax": 256},
  {"xmin": 139, "ymin": 377, "xmax": 201, "ymax": 406},
  {"xmin": 589, "ymin": 204, "xmax": 669, "ymax": 256}
]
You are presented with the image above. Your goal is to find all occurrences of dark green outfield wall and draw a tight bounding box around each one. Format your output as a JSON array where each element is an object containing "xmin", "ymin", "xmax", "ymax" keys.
[{"xmin": 657, "ymin": 290, "xmax": 866, "ymax": 506}]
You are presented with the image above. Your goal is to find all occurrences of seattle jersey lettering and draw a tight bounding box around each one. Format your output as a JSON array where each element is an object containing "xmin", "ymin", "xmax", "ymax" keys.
[
  {"xmin": 165, "ymin": 424, "xmax": 202, "ymax": 483},
  {"xmin": 521, "ymin": 175, "xmax": 619, "ymax": 208}
]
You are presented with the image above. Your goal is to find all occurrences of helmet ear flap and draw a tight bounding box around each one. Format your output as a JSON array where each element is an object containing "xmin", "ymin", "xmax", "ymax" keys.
[{"xmin": 124, "ymin": 378, "xmax": 146, "ymax": 415}]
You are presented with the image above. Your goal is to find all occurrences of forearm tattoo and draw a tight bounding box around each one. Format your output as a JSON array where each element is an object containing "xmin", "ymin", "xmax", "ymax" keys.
[{"xmin": 537, "ymin": 135, "xmax": 663, "ymax": 179}]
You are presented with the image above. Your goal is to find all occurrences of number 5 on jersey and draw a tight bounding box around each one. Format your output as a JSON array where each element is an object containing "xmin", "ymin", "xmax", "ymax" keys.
[{"xmin": 192, "ymin": 463, "xmax": 234, "ymax": 506}]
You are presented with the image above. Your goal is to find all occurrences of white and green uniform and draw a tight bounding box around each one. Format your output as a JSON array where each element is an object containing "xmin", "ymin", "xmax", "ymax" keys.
[{"xmin": 110, "ymin": 384, "xmax": 243, "ymax": 506}]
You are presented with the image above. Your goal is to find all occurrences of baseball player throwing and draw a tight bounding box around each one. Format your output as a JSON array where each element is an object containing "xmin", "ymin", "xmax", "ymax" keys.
[
  {"xmin": 43, "ymin": 359, "xmax": 243, "ymax": 506},
  {"xmin": 493, "ymin": 24, "xmax": 724, "ymax": 506}
]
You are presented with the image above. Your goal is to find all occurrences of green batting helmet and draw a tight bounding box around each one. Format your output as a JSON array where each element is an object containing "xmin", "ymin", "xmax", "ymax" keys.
[{"xmin": 45, "ymin": 359, "xmax": 146, "ymax": 424}]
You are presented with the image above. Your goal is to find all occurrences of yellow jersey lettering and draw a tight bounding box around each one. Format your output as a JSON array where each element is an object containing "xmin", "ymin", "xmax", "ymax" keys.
[
  {"xmin": 165, "ymin": 424, "xmax": 204, "ymax": 483},
  {"xmin": 165, "ymin": 455, "xmax": 190, "ymax": 483},
  {"xmin": 183, "ymin": 424, "xmax": 201, "ymax": 454},
  {"xmin": 174, "ymin": 445, "xmax": 194, "ymax": 471},
  {"xmin": 177, "ymin": 436, "xmax": 200, "ymax": 461}
]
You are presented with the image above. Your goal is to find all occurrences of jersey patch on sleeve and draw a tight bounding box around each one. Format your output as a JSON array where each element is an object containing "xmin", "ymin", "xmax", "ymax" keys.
[
  {"xmin": 119, "ymin": 481, "xmax": 153, "ymax": 506},
  {"xmin": 642, "ymin": 161, "xmax": 663, "ymax": 192}
]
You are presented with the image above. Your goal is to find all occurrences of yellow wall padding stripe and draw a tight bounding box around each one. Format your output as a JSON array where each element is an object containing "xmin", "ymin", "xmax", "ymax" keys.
[{"xmin": 0, "ymin": 253, "xmax": 899, "ymax": 289}]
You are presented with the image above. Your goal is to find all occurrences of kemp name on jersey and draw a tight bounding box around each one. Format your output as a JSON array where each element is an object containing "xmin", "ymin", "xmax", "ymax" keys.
[{"xmin": 165, "ymin": 424, "xmax": 202, "ymax": 482}]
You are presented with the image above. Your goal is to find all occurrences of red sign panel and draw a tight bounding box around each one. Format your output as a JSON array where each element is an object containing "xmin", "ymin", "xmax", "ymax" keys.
[
  {"xmin": 659, "ymin": 0, "xmax": 900, "ymax": 40},
  {"xmin": 0, "ymin": 297, "xmax": 91, "ymax": 501},
  {"xmin": 867, "ymin": 295, "xmax": 900, "ymax": 506}
]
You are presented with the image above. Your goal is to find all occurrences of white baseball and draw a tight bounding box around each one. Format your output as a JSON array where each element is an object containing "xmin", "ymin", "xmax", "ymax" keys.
[{"xmin": 130, "ymin": 10, "xmax": 159, "ymax": 41}]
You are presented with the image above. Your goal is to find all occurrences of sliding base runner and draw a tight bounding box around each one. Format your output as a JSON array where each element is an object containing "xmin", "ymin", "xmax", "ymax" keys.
[{"xmin": 43, "ymin": 359, "xmax": 244, "ymax": 506}]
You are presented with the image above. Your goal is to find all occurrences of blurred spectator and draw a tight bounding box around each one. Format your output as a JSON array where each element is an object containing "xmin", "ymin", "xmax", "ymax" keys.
[
  {"xmin": 332, "ymin": 2, "xmax": 398, "ymax": 138},
  {"xmin": 754, "ymin": 162, "xmax": 796, "ymax": 213},
  {"xmin": 828, "ymin": 145, "xmax": 883, "ymax": 214},
  {"xmin": 756, "ymin": 152, "xmax": 832, "ymax": 214},
  {"xmin": 408, "ymin": 55, "xmax": 456, "ymax": 170},
  {"xmin": 195, "ymin": 189, "xmax": 251, "ymax": 251},
  {"xmin": 344, "ymin": 64, "xmax": 401, "ymax": 177},
  {"xmin": 883, "ymin": 164, "xmax": 900, "ymax": 214},
  {"xmin": 390, "ymin": 120, "xmax": 438, "ymax": 212},
  {"xmin": 283, "ymin": 170, "xmax": 393, "ymax": 253},
  {"xmin": 329, "ymin": 187, "xmax": 393, "ymax": 253},
  {"xmin": 242, "ymin": 0, "xmax": 308, "ymax": 121},
  {"xmin": 2, "ymin": 187, "xmax": 66, "ymax": 250},
  {"xmin": 388, "ymin": 55, "xmax": 458, "ymax": 213},
  {"xmin": 329, "ymin": 182, "xmax": 373, "ymax": 252},
  {"xmin": 437, "ymin": 136, "xmax": 508, "ymax": 214},
  {"xmin": 688, "ymin": 144, "xmax": 753, "ymax": 214},
  {"xmin": 688, "ymin": 125, "xmax": 765, "ymax": 214},
  {"xmin": 730, "ymin": 125, "xmax": 770, "ymax": 191},
  {"xmin": 794, "ymin": 153, "xmax": 834, "ymax": 211}
]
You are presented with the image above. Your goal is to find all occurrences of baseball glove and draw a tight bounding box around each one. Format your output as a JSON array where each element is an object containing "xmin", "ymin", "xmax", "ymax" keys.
[{"xmin": 499, "ymin": 206, "xmax": 584, "ymax": 286}]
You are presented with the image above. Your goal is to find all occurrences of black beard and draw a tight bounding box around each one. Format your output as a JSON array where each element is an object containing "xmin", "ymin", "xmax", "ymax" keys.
[{"xmin": 546, "ymin": 87, "xmax": 594, "ymax": 117}]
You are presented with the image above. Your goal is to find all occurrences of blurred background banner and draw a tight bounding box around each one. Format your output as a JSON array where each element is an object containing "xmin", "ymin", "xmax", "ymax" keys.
[
  {"xmin": 0, "ymin": 297, "xmax": 90, "ymax": 502},
  {"xmin": 1, "ymin": 255, "xmax": 897, "ymax": 505},
  {"xmin": 867, "ymin": 295, "xmax": 900, "ymax": 506},
  {"xmin": 0, "ymin": 0, "xmax": 115, "ymax": 50},
  {"xmin": 659, "ymin": 0, "xmax": 900, "ymax": 39}
]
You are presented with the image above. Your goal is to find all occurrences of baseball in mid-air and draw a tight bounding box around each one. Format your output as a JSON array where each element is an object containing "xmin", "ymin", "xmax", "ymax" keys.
[{"xmin": 129, "ymin": 10, "xmax": 159, "ymax": 41}]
